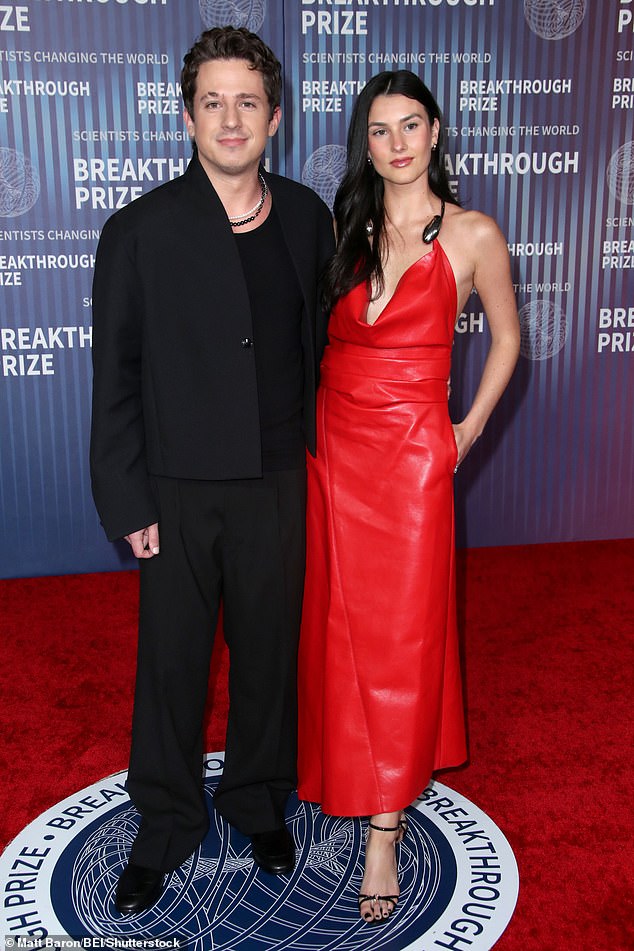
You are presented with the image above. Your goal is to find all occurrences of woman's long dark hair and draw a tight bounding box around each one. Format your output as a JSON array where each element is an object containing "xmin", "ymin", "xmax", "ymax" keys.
[{"xmin": 323, "ymin": 70, "xmax": 459, "ymax": 312}]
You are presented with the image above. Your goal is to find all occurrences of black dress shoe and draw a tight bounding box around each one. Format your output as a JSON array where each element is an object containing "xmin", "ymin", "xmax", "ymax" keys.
[
  {"xmin": 115, "ymin": 862, "xmax": 165, "ymax": 915},
  {"xmin": 250, "ymin": 827, "xmax": 295, "ymax": 875}
]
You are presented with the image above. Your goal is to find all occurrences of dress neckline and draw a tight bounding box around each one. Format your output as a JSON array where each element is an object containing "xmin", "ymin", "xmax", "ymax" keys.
[{"xmin": 360, "ymin": 242, "xmax": 439, "ymax": 327}]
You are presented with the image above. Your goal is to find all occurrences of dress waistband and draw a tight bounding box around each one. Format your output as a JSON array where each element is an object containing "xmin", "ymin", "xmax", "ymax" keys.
[{"xmin": 320, "ymin": 340, "xmax": 451, "ymax": 403}]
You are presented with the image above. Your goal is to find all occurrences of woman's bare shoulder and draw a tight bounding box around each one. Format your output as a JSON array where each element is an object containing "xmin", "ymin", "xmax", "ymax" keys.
[
  {"xmin": 445, "ymin": 205, "xmax": 503, "ymax": 237},
  {"xmin": 443, "ymin": 207, "xmax": 509, "ymax": 263}
]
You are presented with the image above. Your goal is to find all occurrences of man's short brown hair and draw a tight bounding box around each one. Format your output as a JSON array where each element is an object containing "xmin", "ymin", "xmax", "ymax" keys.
[{"xmin": 181, "ymin": 26, "xmax": 282, "ymax": 119}]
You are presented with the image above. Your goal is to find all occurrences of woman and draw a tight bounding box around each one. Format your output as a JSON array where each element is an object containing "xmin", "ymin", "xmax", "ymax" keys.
[{"xmin": 297, "ymin": 70, "xmax": 520, "ymax": 925}]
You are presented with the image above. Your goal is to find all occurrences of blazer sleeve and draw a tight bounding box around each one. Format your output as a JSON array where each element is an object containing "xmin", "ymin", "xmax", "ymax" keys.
[{"xmin": 89, "ymin": 213, "xmax": 158, "ymax": 541}]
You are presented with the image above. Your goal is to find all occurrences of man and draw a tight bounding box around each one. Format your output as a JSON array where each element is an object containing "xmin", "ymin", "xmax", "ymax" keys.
[{"xmin": 90, "ymin": 27, "xmax": 334, "ymax": 916}]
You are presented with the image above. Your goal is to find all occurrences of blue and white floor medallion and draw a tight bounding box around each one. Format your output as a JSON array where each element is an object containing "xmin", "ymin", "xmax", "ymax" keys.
[{"xmin": 0, "ymin": 754, "xmax": 519, "ymax": 950}]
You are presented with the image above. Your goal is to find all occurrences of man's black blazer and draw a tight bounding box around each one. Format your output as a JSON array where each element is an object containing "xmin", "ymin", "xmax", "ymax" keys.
[{"xmin": 90, "ymin": 154, "xmax": 335, "ymax": 541}]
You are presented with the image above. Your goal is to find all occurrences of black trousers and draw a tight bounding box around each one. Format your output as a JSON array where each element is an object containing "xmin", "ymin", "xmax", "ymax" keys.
[{"xmin": 126, "ymin": 469, "xmax": 307, "ymax": 872}]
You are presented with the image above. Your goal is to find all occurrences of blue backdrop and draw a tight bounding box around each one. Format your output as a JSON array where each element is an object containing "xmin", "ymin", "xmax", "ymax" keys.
[{"xmin": 1, "ymin": 0, "xmax": 632, "ymax": 577}]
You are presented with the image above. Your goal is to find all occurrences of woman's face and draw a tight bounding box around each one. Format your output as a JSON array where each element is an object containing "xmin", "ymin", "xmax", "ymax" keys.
[{"xmin": 367, "ymin": 93, "xmax": 439, "ymax": 188}]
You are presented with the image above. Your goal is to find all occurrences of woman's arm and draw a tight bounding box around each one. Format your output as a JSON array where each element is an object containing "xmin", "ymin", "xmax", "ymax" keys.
[{"xmin": 452, "ymin": 216, "xmax": 520, "ymax": 465}]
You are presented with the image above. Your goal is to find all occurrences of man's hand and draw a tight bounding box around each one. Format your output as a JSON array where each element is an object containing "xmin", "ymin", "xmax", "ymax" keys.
[{"xmin": 124, "ymin": 523, "xmax": 160, "ymax": 559}]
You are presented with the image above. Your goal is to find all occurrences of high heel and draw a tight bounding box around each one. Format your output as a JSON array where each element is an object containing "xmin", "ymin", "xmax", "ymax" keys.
[
  {"xmin": 358, "ymin": 820, "xmax": 401, "ymax": 925},
  {"xmin": 398, "ymin": 811, "xmax": 408, "ymax": 842}
]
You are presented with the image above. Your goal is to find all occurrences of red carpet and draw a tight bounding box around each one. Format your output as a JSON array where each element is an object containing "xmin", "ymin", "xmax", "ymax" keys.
[{"xmin": 1, "ymin": 539, "xmax": 633, "ymax": 949}]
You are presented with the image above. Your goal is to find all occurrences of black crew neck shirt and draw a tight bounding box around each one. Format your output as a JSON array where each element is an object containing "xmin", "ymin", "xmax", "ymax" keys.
[{"xmin": 234, "ymin": 206, "xmax": 305, "ymax": 471}]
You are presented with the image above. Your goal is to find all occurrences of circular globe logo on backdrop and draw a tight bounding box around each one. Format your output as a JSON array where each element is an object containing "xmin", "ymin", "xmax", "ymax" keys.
[
  {"xmin": 199, "ymin": 0, "xmax": 266, "ymax": 32},
  {"xmin": 0, "ymin": 754, "xmax": 518, "ymax": 949},
  {"xmin": 523, "ymin": 0, "xmax": 586, "ymax": 40},
  {"xmin": 606, "ymin": 142, "xmax": 634, "ymax": 205},
  {"xmin": 0, "ymin": 148, "xmax": 40, "ymax": 217},
  {"xmin": 519, "ymin": 299, "xmax": 569, "ymax": 360},
  {"xmin": 302, "ymin": 145, "xmax": 347, "ymax": 212}
]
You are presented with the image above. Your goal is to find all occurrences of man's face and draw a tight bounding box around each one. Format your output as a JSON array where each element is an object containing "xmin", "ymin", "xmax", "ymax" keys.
[{"xmin": 184, "ymin": 58, "xmax": 281, "ymax": 181}]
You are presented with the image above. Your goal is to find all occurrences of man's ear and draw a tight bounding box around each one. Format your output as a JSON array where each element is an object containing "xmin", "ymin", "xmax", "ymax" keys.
[
  {"xmin": 184, "ymin": 108, "xmax": 195, "ymax": 140},
  {"xmin": 268, "ymin": 105, "xmax": 282, "ymax": 138}
]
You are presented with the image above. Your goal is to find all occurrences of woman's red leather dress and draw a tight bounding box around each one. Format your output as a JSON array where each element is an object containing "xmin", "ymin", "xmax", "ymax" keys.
[{"xmin": 297, "ymin": 240, "xmax": 467, "ymax": 816}]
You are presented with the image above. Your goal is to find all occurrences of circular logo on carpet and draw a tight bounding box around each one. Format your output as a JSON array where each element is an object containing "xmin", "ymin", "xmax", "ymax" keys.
[{"xmin": 0, "ymin": 754, "xmax": 518, "ymax": 950}]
